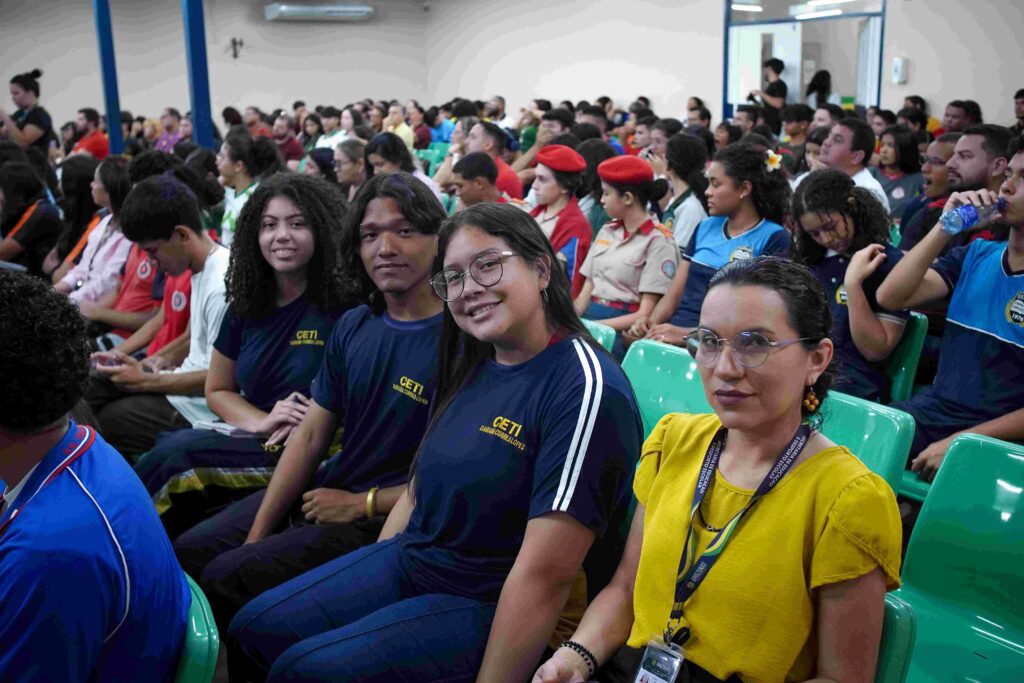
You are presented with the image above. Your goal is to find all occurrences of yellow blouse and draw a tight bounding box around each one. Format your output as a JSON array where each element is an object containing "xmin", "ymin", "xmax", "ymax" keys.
[{"xmin": 628, "ymin": 413, "xmax": 902, "ymax": 682}]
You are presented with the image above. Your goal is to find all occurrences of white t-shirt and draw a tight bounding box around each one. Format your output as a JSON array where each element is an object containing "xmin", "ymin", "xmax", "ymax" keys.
[
  {"xmin": 221, "ymin": 182, "xmax": 258, "ymax": 247},
  {"xmin": 315, "ymin": 129, "xmax": 347, "ymax": 150},
  {"xmin": 851, "ymin": 167, "xmax": 891, "ymax": 213},
  {"xmin": 0, "ymin": 463, "xmax": 39, "ymax": 516},
  {"xmin": 668, "ymin": 192, "xmax": 708, "ymax": 250},
  {"xmin": 793, "ymin": 168, "xmax": 891, "ymax": 213},
  {"xmin": 166, "ymin": 245, "xmax": 229, "ymax": 426}
]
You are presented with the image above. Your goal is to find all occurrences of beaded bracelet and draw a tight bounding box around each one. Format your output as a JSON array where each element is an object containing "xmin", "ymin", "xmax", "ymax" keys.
[{"xmin": 559, "ymin": 640, "xmax": 597, "ymax": 678}]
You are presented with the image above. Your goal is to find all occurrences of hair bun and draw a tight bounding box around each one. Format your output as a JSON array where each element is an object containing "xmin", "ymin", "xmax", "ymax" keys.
[{"xmin": 29, "ymin": 69, "xmax": 42, "ymax": 79}]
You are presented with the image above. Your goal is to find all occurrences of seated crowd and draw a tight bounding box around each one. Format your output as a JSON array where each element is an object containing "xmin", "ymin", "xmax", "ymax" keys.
[{"xmin": 2, "ymin": 62, "xmax": 1024, "ymax": 682}]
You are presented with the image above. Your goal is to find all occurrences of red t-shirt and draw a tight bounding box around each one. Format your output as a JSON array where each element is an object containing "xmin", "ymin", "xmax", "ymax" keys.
[
  {"xmin": 111, "ymin": 244, "xmax": 160, "ymax": 338},
  {"xmin": 146, "ymin": 270, "xmax": 192, "ymax": 356},
  {"xmin": 72, "ymin": 130, "xmax": 109, "ymax": 160},
  {"xmin": 495, "ymin": 157, "xmax": 524, "ymax": 199},
  {"xmin": 276, "ymin": 135, "xmax": 304, "ymax": 163}
]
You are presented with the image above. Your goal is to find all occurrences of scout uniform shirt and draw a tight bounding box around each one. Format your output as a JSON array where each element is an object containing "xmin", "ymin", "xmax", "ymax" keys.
[{"xmin": 580, "ymin": 218, "xmax": 679, "ymax": 306}]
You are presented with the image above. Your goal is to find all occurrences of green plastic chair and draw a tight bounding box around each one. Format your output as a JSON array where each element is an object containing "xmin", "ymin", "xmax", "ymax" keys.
[
  {"xmin": 621, "ymin": 339, "xmax": 710, "ymax": 437},
  {"xmin": 898, "ymin": 470, "xmax": 932, "ymax": 503},
  {"xmin": 174, "ymin": 575, "xmax": 220, "ymax": 683},
  {"xmin": 818, "ymin": 392, "xmax": 915, "ymax": 494},
  {"xmin": 885, "ymin": 312, "xmax": 928, "ymax": 403},
  {"xmin": 620, "ymin": 340, "xmax": 913, "ymax": 492},
  {"xmin": 582, "ymin": 318, "xmax": 617, "ymax": 353},
  {"xmin": 429, "ymin": 141, "xmax": 450, "ymax": 155},
  {"xmin": 875, "ymin": 593, "xmax": 917, "ymax": 683},
  {"xmin": 895, "ymin": 434, "xmax": 1024, "ymax": 682}
]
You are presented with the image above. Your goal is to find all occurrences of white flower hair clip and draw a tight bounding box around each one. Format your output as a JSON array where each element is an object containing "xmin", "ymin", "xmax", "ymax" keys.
[{"xmin": 765, "ymin": 150, "xmax": 783, "ymax": 173}]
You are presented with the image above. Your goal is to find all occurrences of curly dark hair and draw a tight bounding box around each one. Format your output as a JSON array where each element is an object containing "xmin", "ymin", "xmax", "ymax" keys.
[
  {"xmin": 0, "ymin": 271, "xmax": 90, "ymax": 433},
  {"xmin": 790, "ymin": 169, "xmax": 891, "ymax": 266},
  {"xmin": 713, "ymin": 140, "xmax": 792, "ymax": 225},
  {"xmin": 338, "ymin": 172, "xmax": 446, "ymax": 310},
  {"xmin": 227, "ymin": 173, "xmax": 352, "ymax": 319},
  {"xmin": 707, "ymin": 256, "xmax": 834, "ymax": 421}
]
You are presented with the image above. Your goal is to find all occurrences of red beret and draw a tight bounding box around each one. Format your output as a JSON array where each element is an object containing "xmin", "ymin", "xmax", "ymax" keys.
[
  {"xmin": 597, "ymin": 155, "xmax": 654, "ymax": 185},
  {"xmin": 536, "ymin": 144, "xmax": 586, "ymax": 174}
]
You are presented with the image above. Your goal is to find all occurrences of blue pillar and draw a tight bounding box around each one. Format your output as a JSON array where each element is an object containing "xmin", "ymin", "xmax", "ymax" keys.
[
  {"xmin": 182, "ymin": 0, "xmax": 215, "ymax": 150},
  {"xmin": 93, "ymin": 0, "xmax": 124, "ymax": 154}
]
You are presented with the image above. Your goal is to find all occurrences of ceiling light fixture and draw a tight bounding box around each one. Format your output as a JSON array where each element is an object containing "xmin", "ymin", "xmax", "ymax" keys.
[
  {"xmin": 731, "ymin": 3, "xmax": 765, "ymax": 12},
  {"xmin": 795, "ymin": 8, "xmax": 843, "ymax": 20},
  {"xmin": 807, "ymin": 0, "xmax": 857, "ymax": 6}
]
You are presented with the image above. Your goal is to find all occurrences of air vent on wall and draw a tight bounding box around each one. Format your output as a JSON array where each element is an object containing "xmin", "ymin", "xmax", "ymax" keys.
[{"xmin": 264, "ymin": 3, "xmax": 374, "ymax": 22}]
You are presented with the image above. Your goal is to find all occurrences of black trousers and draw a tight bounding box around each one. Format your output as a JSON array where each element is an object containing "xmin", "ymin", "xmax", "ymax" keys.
[
  {"xmin": 84, "ymin": 373, "xmax": 191, "ymax": 459},
  {"xmin": 173, "ymin": 489, "xmax": 385, "ymax": 634}
]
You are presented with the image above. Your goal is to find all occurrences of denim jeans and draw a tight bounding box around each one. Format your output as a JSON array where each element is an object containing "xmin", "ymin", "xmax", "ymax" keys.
[{"xmin": 228, "ymin": 537, "xmax": 497, "ymax": 682}]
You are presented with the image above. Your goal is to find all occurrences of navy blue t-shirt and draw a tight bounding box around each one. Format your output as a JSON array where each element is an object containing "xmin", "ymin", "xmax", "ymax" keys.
[
  {"xmin": 813, "ymin": 245, "xmax": 909, "ymax": 401},
  {"xmin": 311, "ymin": 306, "xmax": 442, "ymax": 492},
  {"xmin": 902, "ymin": 240, "xmax": 1024, "ymax": 427},
  {"xmin": 214, "ymin": 296, "xmax": 340, "ymax": 412},
  {"xmin": 398, "ymin": 336, "xmax": 642, "ymax": 602},
  {"xmin": 671, "ymin": 216, "xmax": 790, "ymax": 327}
]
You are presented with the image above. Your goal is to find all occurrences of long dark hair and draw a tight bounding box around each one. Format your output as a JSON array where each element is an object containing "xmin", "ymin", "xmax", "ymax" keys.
[
  {"xmin": 666, "ymin": 133, "xmax": 709, "ymax": 211},
  {"xmin": 227, "ymin": 173, "xmax": 351, "ymax": 318},
  {"xmin": 790, "ymin": 169, "xmax": 891, "ymax": 266},
  {"xmin": 58, "ymin": 154, "xmax": 100, "ymax": 245},
  {"xmin": 426, "ymin": 203, "xmax": 599, "ymax": 458},
  {"xmin": 713, "ymin": 141, "xmax": 791, "ymax": 225},
  {"xmin": 365, "ymin": 133, "xmax": 416, "ymax": 175},
  {"xmin": 707, "ymin": 256, "xmax": 834, "ymax": 420},
  {"xmin": 806, "ymin": 70, "xmax": 833, "ymax": 104},
  {"xmin": 338, "ymin": 172, "xmax": 446, "ymax": 310},
  {"xmin": 576, "ymin": 138, "xmax": 617, "ymax": 201},
  {"xmin": 0, "ymin": 162, "xmax": 46, "ymax": 232},
  {"xmin": 97, "ymin": 155, "xmax": 131, "ymax": 217},
  {"xmin": 882, "ymin": 124, "xmax": 922, "ymax": 175}
]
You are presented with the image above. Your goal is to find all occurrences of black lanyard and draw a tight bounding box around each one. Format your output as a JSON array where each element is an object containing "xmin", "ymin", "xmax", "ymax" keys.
[{"xmin": 664, "ymin": 423, "xmax": 810, "ymax": 645}]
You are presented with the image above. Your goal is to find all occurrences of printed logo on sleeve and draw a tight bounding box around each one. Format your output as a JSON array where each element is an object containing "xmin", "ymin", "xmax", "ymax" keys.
[
  {"xmin": 479, "ymin": 415, "xmax": 527, "ymax": 451},
  {"xmin": 290, "ymin": 329, "xmax": 325, "ymax": 347},
  {"xmin": 661, "ymin": 260, "xmax": 677, "ymax": 279},
  {"xmin": 835, "ymin": 286, "xmax": 848, "ymax": 306},
  {"xmin": 392, "ymin": 375, "xmax": 428, "ymax": 405},
  {"xmin": 171, "ymin": 290, "xmax": 188, "ymax": 312},
  {"xmin": 137, "ymin": 260, "xmax": 153, "ymax": 280},
  {"xmin": 1005, "ymin": 292, "xmax": 1024, "ymax": 326}
]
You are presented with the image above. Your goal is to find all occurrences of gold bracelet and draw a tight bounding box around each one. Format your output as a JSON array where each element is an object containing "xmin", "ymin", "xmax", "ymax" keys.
[{"xmin": 365, "ymin": 486, "xmax": 379, "ymax": 518}]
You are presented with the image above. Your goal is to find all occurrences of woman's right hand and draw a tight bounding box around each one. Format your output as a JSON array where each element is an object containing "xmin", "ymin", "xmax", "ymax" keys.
[
  {"xmin": 624, "ymin": 317, "xmax": 652, "ymax": 342},
  {"xmin": 532, "ymin": 648, "xmax": 590, "ymax": 683},
  {"xmin": 257, "ymin": 392, "xmax": 310, "ymax": 434}
]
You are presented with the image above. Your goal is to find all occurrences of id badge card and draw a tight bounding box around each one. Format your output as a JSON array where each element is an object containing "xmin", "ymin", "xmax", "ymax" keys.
[{"xmin": 633, "ymin": 639, "xmax": 684, "ymax": 683}]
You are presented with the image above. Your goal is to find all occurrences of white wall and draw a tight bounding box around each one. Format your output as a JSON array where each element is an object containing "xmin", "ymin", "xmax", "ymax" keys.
[
  {"xmin": 1, "ymin": 0, "xmax": 1021, "ymax": 132},
  {"xmin": 423, "ymin": 0, "xmax": 724, "ymax": 123},
  {"xmin": 1, "ymin": 0, "xmax": 428, "ymax": 127},
  {"xmin": 881, "ymin": 0, "xmax": 1024, "ymax": 125}
]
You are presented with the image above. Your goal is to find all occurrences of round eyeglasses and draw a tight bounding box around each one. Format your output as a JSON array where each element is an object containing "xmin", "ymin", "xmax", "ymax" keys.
[
  {"xmin": 431, "ymin": 251, "xmax": 516, "ymax": 302},
  {"xmin": 685, "ymin": 328, "xmax": 813, "ymax": 369}
]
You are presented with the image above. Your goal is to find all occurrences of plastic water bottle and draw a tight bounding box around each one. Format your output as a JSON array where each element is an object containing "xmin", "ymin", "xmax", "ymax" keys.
[{"xmin": 940, "ymin": 198, "xmax": 1006, "ymax": 235}]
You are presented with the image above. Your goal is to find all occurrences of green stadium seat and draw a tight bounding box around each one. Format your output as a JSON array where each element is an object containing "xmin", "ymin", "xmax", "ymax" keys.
[
  {"xmin": 174, "ymin": 575, "xmax": 220, "ymax": 683},
  {"xmin": 621, "ymin": 339, "xmax": 710, "ymax": 437},
  {"xmin": 620, "ymin": 340, "xmax": 913, "ymax": 492},
  {"xmin": 898, "ymin": 469, "xmax": 931, "ymax": 503},
  {"xmin": 885, "ymin": 312, "xmax": 927, "ymax": 403},
  {"xmin": 818, "ymin": 392, "xmax": 914, "ymax": 493},
  {"xmin": 429, "ymin": 141, "xmax": 450, "ymax": 155},
  {"xmin": 582, "ymin": 318, "xmax": 617, "ymax": 353},
  {"xmin": 875, "ymin": 593, "xmax": 916, "ymax": 683},
  {"xmin": 895, "ymin": 434, "xmax": 1024, "ymax": 682}
]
